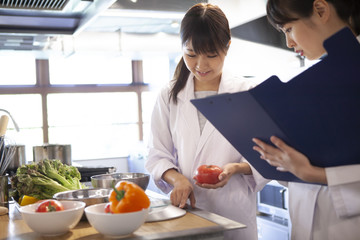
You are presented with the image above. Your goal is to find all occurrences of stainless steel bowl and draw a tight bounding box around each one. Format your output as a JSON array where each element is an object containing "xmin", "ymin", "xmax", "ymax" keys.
[
  {"xmin": 53, "ymin": 188, "xmax": 110, "ymax": 207},
  {"xmin": 91, "ymin": 173, "xmax": 150, "ymax": 190}
]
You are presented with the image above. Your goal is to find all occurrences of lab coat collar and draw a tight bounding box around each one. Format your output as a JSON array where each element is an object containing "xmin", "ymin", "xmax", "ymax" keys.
[
  {"xmin": 176, "ymin": 72, "xmax": 236, "ymax": 160},
  {"xmin": 177, "ymin": 73, "xmax": 195, "ymax": 103},
  {"xmin": 177, "ymin": 70, "xmax": 236, "ymax": 103},
  {"xmin": 218, "ymin": 70, "xmax": 238, "ymax": 93}
]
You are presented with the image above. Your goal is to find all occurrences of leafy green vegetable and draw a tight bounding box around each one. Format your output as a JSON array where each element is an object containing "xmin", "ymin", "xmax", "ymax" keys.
[{"xmin": 11, "ymin": 159, "xmax": 85, "ymax": 200}]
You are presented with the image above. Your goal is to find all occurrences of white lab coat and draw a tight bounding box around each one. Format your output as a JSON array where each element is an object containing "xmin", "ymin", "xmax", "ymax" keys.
[
  {"xmin": 286, "ymin": 35, "xmax": 360, "ymax": 240},
  {"xmin": 287, "ymin": 165, "xmax": 360, "ymax": 240},
  {"xmin": 146, "ymin": 70, "xmax": 268, "ymax": 240}
]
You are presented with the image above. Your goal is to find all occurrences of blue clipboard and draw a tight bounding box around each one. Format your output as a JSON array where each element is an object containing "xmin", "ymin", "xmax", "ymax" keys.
[{"xmin": 191, "ymin": 28, "xmax": 360, "ymax": 182}]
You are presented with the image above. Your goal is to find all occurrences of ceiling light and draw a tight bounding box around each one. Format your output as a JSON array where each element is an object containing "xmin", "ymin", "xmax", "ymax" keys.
[
  {"xmin": 101, "ymin": 9, "xmax": 184, "ymax": 20},
  {"xmin": 73, "ymin": 0, "xmax": 93, "ymax": 12}
]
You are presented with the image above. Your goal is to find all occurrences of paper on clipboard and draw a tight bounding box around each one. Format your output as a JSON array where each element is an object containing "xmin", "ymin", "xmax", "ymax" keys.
[{"xmin": 191, "ymin": 27, "xmax": 360, "ymax": 182}]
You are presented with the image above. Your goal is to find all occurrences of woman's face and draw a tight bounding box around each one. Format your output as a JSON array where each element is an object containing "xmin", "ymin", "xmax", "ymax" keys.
[
  {"xmin": 281, "ymin": 15, "xmax": 327, "ymax": 60},
  {"xmin": 182, "ymin": 40, "xmax": 227, "ymax": 85}
]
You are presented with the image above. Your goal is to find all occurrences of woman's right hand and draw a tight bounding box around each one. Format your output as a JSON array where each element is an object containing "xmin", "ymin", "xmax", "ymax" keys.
[
  {"xmin": 162, "ymin": 169, "xmax": 196, "ymax": 209},
  {"xmin": 171, "ymin": 176, "xmax": 196, "ymax": 209}
]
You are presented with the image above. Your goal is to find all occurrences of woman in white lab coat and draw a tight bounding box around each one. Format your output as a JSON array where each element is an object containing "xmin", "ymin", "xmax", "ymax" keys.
[
  {"xmin": 253, "ymin": 0, "xmax": 360, "ymax": 239},
  {"xmin": 146, "ymin": 3, "xmax": 267, "ymax": 240}
]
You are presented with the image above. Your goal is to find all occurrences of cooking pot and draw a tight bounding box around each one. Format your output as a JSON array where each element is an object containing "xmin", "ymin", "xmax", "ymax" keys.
[
  {"xmin": 6, "ymin": 144, "xmax": 26, "ymax": 171},
  {"xmin": 33, "ymin": 144, "xmax": 71, "ymax": 165}
]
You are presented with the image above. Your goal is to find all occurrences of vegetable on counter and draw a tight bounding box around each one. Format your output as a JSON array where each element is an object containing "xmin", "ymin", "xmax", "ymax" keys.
[
  {"xmin": 11, "ymin": 159, "xmax": 85, "ymax": 201},
  {"xmin": 194, "ymin": 164, "xmax": 223, "ymax": 184},
  {"xmin": 20, "ymin": 195, "xmax": 39, "ymax": 206},
  {"xmin": 104, "ymin": 202, "xmax": 112, "ymax": 214},
  {"xmin": 107, "ymin": 181, "xmax": 150, "ymax": 214},
  {"xmin": 35, "ymin": 199, "xmax": 64, "ymax": 212}
]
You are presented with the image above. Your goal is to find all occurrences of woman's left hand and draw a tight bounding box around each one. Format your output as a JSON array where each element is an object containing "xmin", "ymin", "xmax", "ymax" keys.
[
  {"xmin": 252, "ymin": 136, "xmax": 311, "ymax": 176},
  {"xmin": 252, "ymin": 136, "xmax": 327, "ymax": 184},
  {"xmin": 195, "ymin": 163, "xmax": 238, "ymax": 189}
]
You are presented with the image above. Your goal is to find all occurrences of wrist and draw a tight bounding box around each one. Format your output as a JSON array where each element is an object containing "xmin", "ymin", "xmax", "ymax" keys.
[
  {"xmin": 162, "ymin": 168, "xmax": 185, "ymax": 186},
  {"xmin": 231, "ymin": 163, "xmax": 252, "ymax": 175},
  {"xmin": 299, "ymin": 166, "xmax": 327, "ymax": 184},
  {"xmin": 237, "ymin": 162, "xmax": 252, "ymax": 175}
]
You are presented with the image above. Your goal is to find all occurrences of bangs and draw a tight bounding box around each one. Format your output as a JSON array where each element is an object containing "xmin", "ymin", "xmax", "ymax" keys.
[
  {"xmin": 266, "ymin": 0, "xmax": 314, "ymax": 30},
  {"xmin": 184, "ymin": 21, "xmax": 224, "ymax": 54},
  {"xmin": 266, "ymin": 0, "xmax": 299, "ymax": 30},
  {"xmin": 180, "ymin": 4, "xmax": 230, "ymax": 55}
]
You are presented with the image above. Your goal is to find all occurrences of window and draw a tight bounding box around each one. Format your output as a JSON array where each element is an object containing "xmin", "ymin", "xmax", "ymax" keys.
[
  {"xmin": 143, "ymin": 55, "xmax": 170, "ymax": 86},
  {"xmin": 0, "ymin": 55, "xmax": 155, "ymax": 162},
  {"xmin": 0, "ymin": 55, "xmax": 36, "ymax": 85},
  {"xmin": 141, "ymin": 55, "xmax": 179, "ymax": 146},
  {"xmin": 49, "ymin": 54, "xmax": 132, "ymax": 85},
  {"xmin": 0, "ymin": 94, "xmax": 43, "ymax": 162},
  {"xmin": 47, "ymin": 92, "xmax": 139, "ymax": 159},
  {"xmin": 141, "ymin": 91, "xmax": 159, "ymax": 147}
]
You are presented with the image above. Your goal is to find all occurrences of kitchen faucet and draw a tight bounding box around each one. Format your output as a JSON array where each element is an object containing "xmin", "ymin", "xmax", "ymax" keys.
[{"xmin": 0, "ymin": 109, "xmax": 19, "ymax": 132}]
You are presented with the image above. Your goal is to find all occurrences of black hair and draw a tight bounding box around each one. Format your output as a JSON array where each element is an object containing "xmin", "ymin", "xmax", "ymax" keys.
[
  {"xmin": 169, "ymin": 3, "xmax": 231, "ymax": 104},
  {"xmin": 266, "ymin": 0, "xmax": 360, "ymax": 35}
]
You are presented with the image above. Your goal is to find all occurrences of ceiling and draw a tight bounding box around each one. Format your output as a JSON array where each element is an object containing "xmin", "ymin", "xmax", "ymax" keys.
[
  {"xmin": 82, "ymin": 0, "xmax": 204, "ymax": 34},
  {"xmin": 83, "ymin": 9, "xmax": 183, "ymax": 34},
  {"xmin": 0, "ymin": 0, "xmax": 117, "ymax": 34},
  {"xmin": 0, "ymin": 0, "xmax": 201, "ymax": 52},
  {"xmin": 0, "ymin": 0, "xmax": 288, "ymax": 54}
]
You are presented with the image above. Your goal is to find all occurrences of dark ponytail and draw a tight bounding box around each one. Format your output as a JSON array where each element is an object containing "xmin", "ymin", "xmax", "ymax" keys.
[{"xmin": 170, "ymin": 57, "xmax": 190, "ymax": 104}]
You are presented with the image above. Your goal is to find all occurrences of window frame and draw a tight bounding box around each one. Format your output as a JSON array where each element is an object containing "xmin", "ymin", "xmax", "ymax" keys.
[{"xmin": 0, "ymin": 59, "xmax": 149, "ymax": 144}]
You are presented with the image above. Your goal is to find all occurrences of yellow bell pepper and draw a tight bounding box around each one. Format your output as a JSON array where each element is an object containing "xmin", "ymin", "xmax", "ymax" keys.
[{"xmin": 20, "ymin": 195, "xmax": 39, "ymax": 206}]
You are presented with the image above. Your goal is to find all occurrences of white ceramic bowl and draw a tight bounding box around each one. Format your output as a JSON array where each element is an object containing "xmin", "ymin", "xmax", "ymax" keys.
[
  {"xmin": 85, "ymin": 203, "xmax": 149, "ymax": 237},
  {"xmin": 20, "ymin": 200, "xmax": 85, "ymax": 236}
]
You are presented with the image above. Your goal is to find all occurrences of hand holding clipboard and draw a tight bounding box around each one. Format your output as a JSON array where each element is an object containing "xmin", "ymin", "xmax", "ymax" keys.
[{"xmin": 191, "ymin": 28, "xmax": 360, "ymax": 183}]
